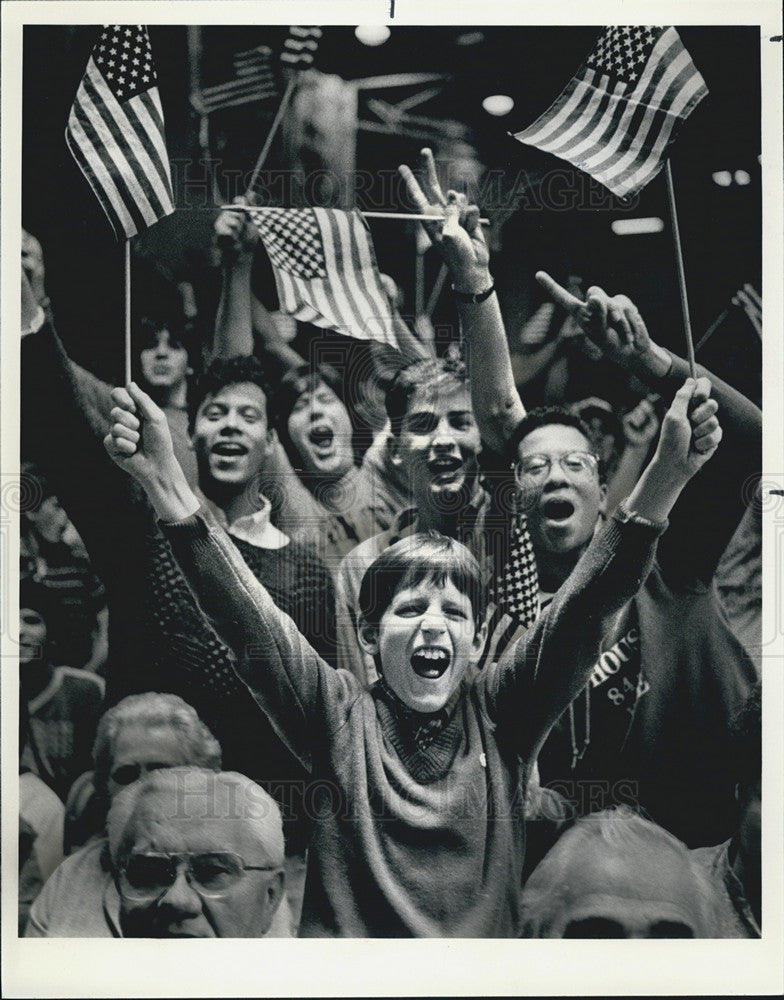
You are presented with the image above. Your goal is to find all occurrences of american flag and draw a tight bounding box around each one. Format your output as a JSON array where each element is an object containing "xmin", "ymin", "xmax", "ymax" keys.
[
  {"xmin": 65, "ymin": 25, "xmax": 175, "ymax": 240},
  {"xmin": 247, "ymin": 207, "xmax": 399, "ymax": 348},
  {"xmin": 512, "ymin": 26, "xmax": 708, "ymax": 198},
  {"xmin": 195, "ymin": 44, "xmax": 278, "ymax": 114},
  {"xmin": 280, "ymin": 26, "xmax": 322, "ymax": 68}
]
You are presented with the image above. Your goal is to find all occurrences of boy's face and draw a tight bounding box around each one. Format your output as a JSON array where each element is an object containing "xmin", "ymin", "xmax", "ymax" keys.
[
  {"xmin": 516, "ymin": 424, "xmax": 605, "ymax": 558},
  {"xmin": 392, "ymin": 381, "xmax": 481, "ymax": 510},
  {"xmin": 192, "ymin": 383, "xmax": 274, "ymax": 490},
  {"xmin": 286, "ymin": 380, "xmax": 354, "ymax": 479},
  {"xmin": 139, "ymin": 329, "xmax": 189, "ymax": 390},
  {"xmin": 360, "ymin": 577, "xmax": 486, "ymax": 714}
]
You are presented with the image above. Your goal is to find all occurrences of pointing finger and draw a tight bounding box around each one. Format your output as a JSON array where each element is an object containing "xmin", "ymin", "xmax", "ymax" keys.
[
  {"xmin": 535, "ymin": 271, "xmax": 585, "ymax": 312},
  {"xmin": 421, "ymin": 148, "xmax": 446, "ymax": 205}
]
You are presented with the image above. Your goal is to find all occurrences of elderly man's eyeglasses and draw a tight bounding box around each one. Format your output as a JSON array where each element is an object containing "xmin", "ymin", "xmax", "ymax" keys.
[
  {"xmin": 515, "ymin": 451, "xmax": 599, "ymax": 486},
  {"xmin": 118, "ymin": 851, "xmax": 279, "ymax": 902}
]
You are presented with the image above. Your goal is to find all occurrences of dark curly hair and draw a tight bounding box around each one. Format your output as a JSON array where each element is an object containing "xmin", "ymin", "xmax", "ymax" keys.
[{"xmin": 187, "ymin": 355, "xmax": 272, "ymax": 434}]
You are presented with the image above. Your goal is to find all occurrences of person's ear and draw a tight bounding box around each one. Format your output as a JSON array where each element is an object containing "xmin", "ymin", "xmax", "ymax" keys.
[
  {"xmin": 597, "ymin": 481, "xmax": 608, "ymax": 516},
  {"xmin": 259, "ymin": 869, "xmax": 285, "ymax": 933},
  {"xmin": 266, "ymin": 427, "xmax": 278, "ymax": 448},
  {"xmin": 357, "ymin": 617, "xmax": 379, "ymax": 657}
]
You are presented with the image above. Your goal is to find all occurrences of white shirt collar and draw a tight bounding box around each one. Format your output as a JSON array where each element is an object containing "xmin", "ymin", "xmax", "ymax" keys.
[{"xmin": 194, "ymin": 488, "xmax": 289, "ymax": 550}]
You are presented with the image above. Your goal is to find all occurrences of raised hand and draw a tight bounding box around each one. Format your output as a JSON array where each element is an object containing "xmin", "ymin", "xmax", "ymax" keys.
[
  {"xmin": 104, "ymin": 383, "xmax": 178, "ymax": 485},
  {"xmin": 622, "ymin": 396, "xmax": 661, "ymax": 450},
  {"xmin": 656, "ymin": 378, "xmax": 721, "ymax": 480},
  {"xmin": 398, "ymin": 148, "xmax": 489, "ymax": 292},
  {"xmin": 214, "ymin": 196, "xmax": 259, "ymax": 262},
  {"xmin": 104, "ymin": 383, "xmax": 199, "ymax": 521},
  {"xmin": 534, "ymin": 270, "xmax": 671, "ymax": 377}
]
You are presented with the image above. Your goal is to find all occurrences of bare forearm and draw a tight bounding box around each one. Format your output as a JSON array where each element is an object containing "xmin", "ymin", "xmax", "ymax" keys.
[
  {"xmin": 458, "ymin": 290, "xmax": 526, "ymax": 453},
  {"xmin": 212, "ymin": 260, "xmax": 254, "ymax": 361}
]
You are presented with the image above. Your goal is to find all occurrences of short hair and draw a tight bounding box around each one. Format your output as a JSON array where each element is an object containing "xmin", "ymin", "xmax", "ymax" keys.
[
  {"xmin": 187, "ymin": 355, "xmax": 271, "ymax": 434},
  {"xmin": 385, "ymin": 356, "xmax": 469, "ymax": 437},
  {"xmin": 358, "ymin": 531, "xmax": 486, "ymax": 633},
  {"xmin": 519, "ymin": 806, "xmax": 716, "ymax": 938},
  {"xmin": 729, "ymin": 680, "xmax": 761, "ymax": 791},
  {"xmin": 92, "ymin": 693, "xmax": 222, "ymax": 802},
  {"xmin": 107, "ymin": 767, "xmax": 285, "ymax": 871},
  {"xmin": 509, "ymin": 405, "xmax": 606, "ymax": 483}
]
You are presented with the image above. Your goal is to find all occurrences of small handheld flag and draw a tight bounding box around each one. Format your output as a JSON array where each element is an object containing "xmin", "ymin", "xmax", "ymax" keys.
[
  {"xmin": 247, "ymin": 207, "xmax": 399, "ymax": 348},
  {"xmin": 512, "ymin": 26, "xmax": 708, "ymax": 198},
  {"xmin": 280, "ymin": 26, "xmax": 322, "ymax": 69},
  {"xmin": 66, "ymin": 25, "xmax": 175, "ymax": 240},
  {"xmin": 196, "ymin": 44, "xmax": 278, "ymax": 114}
]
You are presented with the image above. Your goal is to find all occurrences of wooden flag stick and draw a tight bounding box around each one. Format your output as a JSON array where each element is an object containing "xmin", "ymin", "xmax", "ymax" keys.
[
  {"xmin": 125, "ymin": 240, "xmax": 132, "ymax": 385},
  {"xmin": 664, "ymin": 160, "xmax": 697, "ymax": 378},
  {"xmin": 246, "ymin": 75, "xmax": 297, "ymax": 197},
  {"xmin": 220, "ymin": 206, "xmax": 491, "ymax": 224},
  {"xmin": 425, "ymin": 263, "xmax": 449, "ymax": 318}
]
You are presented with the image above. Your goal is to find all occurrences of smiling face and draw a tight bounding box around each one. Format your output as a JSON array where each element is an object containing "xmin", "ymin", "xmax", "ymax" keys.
[
  {"xmin": 360, "ymin": 576, "xmax": 486, "ymax": 714},
  {"xmin": 139, "ymin": 328, "xmax": 189, "ymax": 390},
  {"xmin": 516, "ymin": 424, "xmax": 605, "ymax": 559},
  {"xmin": 192, "ymin": 383, "xmax": 274, "ymax": 490},
  {"xmin": 19, "ymin": 607, "xmax": 47, "ymax": 665},
  {"xmin": 392, "ymin": 380, "xmax": 482, "ymax": 515},
  {"xmin": 115, "ymin": 786, "xmax": 283, "ymax": 938},
  {"xmin": 286, "ymin": 380, "xmax": 355, "ymax": 478}
]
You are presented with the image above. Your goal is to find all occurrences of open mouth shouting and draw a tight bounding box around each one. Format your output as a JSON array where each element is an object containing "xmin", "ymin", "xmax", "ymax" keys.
[
  {"xmin": 308, "ymin": 422, "xmax": 336, "ymax": 457},
  {"xmin": 211, "ymin": 441, "xmax": 249, "ymax": 461},
  {"xmin": 541, "ymin": 496, "xmax": 576, "ymax": 524},
  {"xmin": 410, "ymin": 646, "xmax": 451, "ymax": 679},
  {"xmin": 427, "ymin": 452, "xmax": 466, "ymax": 486}
]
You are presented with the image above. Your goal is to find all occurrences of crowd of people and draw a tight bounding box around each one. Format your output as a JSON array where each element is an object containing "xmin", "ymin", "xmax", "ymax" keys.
[{"xmin": 18, "ymin": 149, "xmax": 761, "ymax": 939}]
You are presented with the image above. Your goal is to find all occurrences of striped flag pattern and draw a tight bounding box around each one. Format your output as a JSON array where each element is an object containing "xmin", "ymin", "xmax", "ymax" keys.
[
  {"xmin": 512, "ymin": 26, "xmax": 708, "ymax": 198},
  {"xmin": 281, "ymin": 26, "xmax": 322, "ymax": 68},
  {"xmin": 195, "ymin": 44, "xmax": 278, "ymax": 114},
  {"xmin": 65, "ymin": 25, "xmax": 175, "ymax": 240},
  {"xmin": 247, "ymin": 207, "xmax": 399, "ymax": 348}
]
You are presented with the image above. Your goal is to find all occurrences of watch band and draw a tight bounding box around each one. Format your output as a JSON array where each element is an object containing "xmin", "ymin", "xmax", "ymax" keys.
[{"xmin": 452, "ymin": 282, "xmax": 495, "ymax": 304}]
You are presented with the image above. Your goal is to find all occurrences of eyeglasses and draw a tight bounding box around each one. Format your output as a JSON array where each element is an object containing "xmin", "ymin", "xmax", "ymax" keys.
[
  {"xmin": 110, "ymin": 762, "xmax": 172, "ymax": 787},
  {"xmin": 515, "ymin": 450, "xmax": 599, "ymax": 486},
  {"xmin": 118, "ymin": 851, "xmax": 279, "ymax": 902}
]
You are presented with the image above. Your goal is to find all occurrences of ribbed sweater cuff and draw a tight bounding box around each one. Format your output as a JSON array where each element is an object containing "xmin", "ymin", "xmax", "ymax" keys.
[{"xmin": 158, "ymin": 504, "xmax": 214, "ymax": 551}]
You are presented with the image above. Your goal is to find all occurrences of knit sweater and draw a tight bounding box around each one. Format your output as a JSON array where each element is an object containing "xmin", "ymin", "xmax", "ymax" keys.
[
  {"xmin": 535, "ymin": 351, "xmax": 761, "ymax": 847},
  {"xmin": 161, "ymin": 504, "xmax": 662, "ymax": 937},
  {"xmin": 21, "ymin": 326, "xmax": 337, "ymax": 849}
]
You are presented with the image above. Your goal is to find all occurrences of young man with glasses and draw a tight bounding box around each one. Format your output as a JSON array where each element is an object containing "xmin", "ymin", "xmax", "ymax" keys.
[{"xmin": 400, "ymin": 149, "xmax": 760, "ymax": 850}]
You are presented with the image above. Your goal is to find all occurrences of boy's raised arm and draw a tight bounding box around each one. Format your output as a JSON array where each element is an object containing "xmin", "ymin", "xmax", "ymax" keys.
[
  {"xmin": 399, "ymin": 149, "xmax": 525, "ymax": 453},
  {"xmin": 104, "ymin": 383, "xmax": 357, "ymax": 770},
  {"xmin": 488, "ymin": 377, "xmax": 722, "ymax": 761}
]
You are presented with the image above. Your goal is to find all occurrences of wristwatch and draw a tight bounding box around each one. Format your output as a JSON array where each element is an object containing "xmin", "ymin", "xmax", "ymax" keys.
[{"xmin": 452, "ymin": 281, "xmax": 495, "ymax": 304}]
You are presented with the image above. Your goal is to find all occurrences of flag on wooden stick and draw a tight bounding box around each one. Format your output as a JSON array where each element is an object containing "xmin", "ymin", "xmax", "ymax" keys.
[
  {"xmin": 66, "ymin": 25, "xmax": 175, "ymax": 240},
  {"xmin": 280, "ymin": 26, "xmax": 322, "ymax": 68},
  {"xmin": 512, "ymin": 26, "xmax": 708, "ymax": 198},
  {"xmin": 247, "ymin": 207, "xmax": 399, "ymax": 348}
]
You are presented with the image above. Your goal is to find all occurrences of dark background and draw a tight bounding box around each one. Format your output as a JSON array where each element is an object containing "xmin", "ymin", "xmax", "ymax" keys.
[{"xmin": 21, "ymin": 25, "xmax": 761, "ymax": 400}]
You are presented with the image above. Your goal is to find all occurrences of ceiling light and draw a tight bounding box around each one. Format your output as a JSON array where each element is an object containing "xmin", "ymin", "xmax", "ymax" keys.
[
  {"xmin": 355, "ymin": 26, "xmax": 390, "ymax": 47},
  {"xmin": 734, "ymin": 169, "xmax": 751, "ymax": 185},
  {"xmin": 482, "ymin": 94, "xmax": 514, "ymax": 116},
  {"xmin": 611, "ymin": 217, "xmax": 664, "ymax": 236},
  {"xmin": 712, "ymin": 170, "xmax": 732, "ymax": 187},
  {"xmin": 456, "ymin": 31, "xmax": 485, "ymax": 46}
]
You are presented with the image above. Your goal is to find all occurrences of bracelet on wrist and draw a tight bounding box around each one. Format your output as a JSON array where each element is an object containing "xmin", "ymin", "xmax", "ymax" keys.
[{"xmin": 452, "ymin": 281, "xmax": 495, "ymax": 304}]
